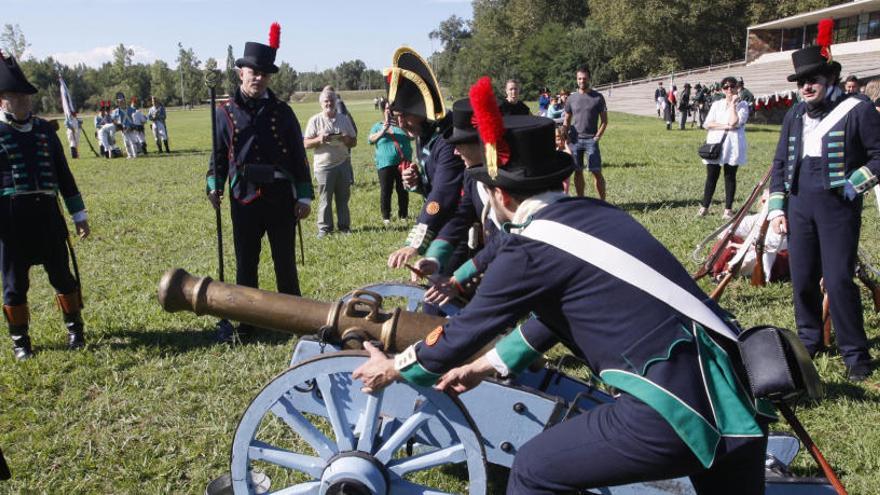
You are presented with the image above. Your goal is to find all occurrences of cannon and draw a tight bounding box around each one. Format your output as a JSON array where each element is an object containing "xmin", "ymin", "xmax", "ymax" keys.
[{"xmin": 159, "ymin": 269, "xmax": 839, "ymax": 495}]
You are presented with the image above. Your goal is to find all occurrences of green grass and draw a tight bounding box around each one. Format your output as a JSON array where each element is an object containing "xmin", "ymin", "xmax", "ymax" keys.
[{"xmin": 0, "ymin": 99, "xmax": 879, "ymax": 494}]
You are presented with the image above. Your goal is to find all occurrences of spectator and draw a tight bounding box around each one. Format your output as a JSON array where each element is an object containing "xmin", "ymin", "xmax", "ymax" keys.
[
  {"xmin": 556, "ymin": 125, "xmax": 573, "ymax": 194},
  {"xmin": 864, "ymin": 79, "xmax": 880, "ymax": 112},
  {"xmin": 561, "ymin": 64, "xmax": 608, "ymax": 200},
  {"xmin": 844, "ymin": 75, "xmax": 861, "ymax": 94},
  {"xmin": 737, "ymin": 78, "xmax": 755, "ymax": 105},
  {"xmin": 498, "ymin": 79, "xmax": 530, "ymax": 115},
  {"xmin": 304, "ymin": 86, "xmax": 357, "ymax": 238},
  {"xmin": 546, "ymin": 96, "xmax": 564, "ymax": 123},
  {"xmin": 678, "ymin": 83, "xmax": 691, "ymax": 130},
  {"xmin": 368, "ymin": 101, "xmax": 410, "ymax": 226},
  {"xmin": 698, "ymin": 76, "xmax": 749, "ymax": 219},
  {"xmin": 664, "ymin": 85, "xmax": 677, "ymax": 130},
  {"xmin": 537, "ymin": 87, "xmax": 550, "ymax": 116}
]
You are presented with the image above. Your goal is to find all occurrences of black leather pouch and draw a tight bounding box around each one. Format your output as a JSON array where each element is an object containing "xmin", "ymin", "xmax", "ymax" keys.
[{"xmin": 243, "ymin": 163, "xmax": 275, "ymax": 184}]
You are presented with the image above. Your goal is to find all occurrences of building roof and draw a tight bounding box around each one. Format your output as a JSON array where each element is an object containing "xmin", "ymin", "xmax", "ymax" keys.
[{"xmin": 749, "ymin": 0, "xmax": 880, "ymax": 30}]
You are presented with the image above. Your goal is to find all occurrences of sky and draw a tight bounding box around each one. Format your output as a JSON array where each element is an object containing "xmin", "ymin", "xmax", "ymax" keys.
[{"xmin": 2, "ymin": 0, "xmax": 473, "ymax": 71}]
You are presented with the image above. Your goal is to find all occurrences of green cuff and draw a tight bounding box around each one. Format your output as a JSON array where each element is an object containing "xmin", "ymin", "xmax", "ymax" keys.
[
  {"xmin": 495, "ymin": 326, "xmax": 542, "ymax": 375},
  {"xmin": 452, "ymin": 259, "xmax": 479, "ymax": 285},
  {"xmin": 848, "ymin": 166, "xmax": 878, "ymax": 194},
  {"xmin": 767, "ymin": 192, "xmax": 785, "ymax": 213},
  {"xmin": 295, "ymin": 181, "xmax": 314, "ymax": 200},
  {"xmin": 206, "ymin": 175, "xmax": 219, "ymax": 193},
  {"xmin": 424, "ymin": 239, "xmax": 455, "ymax": 271},
  {"xmin": 398, "ymin": 361, "xmax": 441, "ymax": 387},
  {"xmin": 64, "ymin": 194, "xmax": 85, "ymax": 215}
]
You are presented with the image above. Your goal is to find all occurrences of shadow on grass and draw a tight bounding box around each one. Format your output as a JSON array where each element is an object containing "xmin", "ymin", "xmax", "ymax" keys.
[
  {"xmin": 605, "ymin": 161, "xmax": 649, "ymax": 169},
  {"xmin": 92, "ymin": 326, "xmax": 296, "ymax": 354}
]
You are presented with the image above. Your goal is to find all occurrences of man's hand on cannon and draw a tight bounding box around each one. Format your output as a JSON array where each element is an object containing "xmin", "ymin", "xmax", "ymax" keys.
[
  {"xmin": 388, "ymin": 247, "xmax": 418, "ymax": 269},
  {"xmin": 435, "ymin": 357, "xmax": 495, "ymax": 395},
  {"xmin": 424, "ymin": 276, "xmax": 461, "ymax": 307},
  {"xmin": 353, "ymin": 342, "xmax": 400, "ymax": 394},
  {"xmin": 208, "ymin": 190, "xmax": 223, "ymax": 210},
  {"xmin": 75, "ymin": 220, "xmax": 90, "ymax": 240},
  {"xmin": 294, "ymin": 201, "xmax": 311, "ymax": 220}
]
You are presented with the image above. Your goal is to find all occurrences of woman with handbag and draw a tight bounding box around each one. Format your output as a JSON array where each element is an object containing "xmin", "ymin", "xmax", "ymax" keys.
[
  {"xmin": 698, "ymin": 76, "xmax": 750, "ymax": 219},
  {"xmin": 368, "ymin": 101, "xmax": 411, "ymax": 226}
]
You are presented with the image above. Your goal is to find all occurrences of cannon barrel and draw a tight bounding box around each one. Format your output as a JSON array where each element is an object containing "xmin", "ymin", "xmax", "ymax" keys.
[{"xmin": 158, "ymin": 268, "xmax": 446, "ymax": 352}]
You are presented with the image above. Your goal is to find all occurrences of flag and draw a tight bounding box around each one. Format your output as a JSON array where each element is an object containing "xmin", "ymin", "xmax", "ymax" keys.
[{"xmin": 59, "ymin": 76, "xmax": 75, "ymax": 120}]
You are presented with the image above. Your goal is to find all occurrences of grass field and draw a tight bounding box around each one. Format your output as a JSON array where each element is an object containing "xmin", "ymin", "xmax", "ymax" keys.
[{"xmin": 1, "ymin": 97, "xmax": 879, "ymax": 494}]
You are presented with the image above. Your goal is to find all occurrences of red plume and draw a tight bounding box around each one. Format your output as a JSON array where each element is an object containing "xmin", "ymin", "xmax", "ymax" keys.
[
  {"xmin": 816, "ymin": 18, "xmax": 833, "ymax": 59},
  {"xmin": 469, "ymin": 77, "xmax": 510, "ymax": 170},
  {"xmin": 269, "ymin": 22, "xmax": 281, "ymax": 50}
]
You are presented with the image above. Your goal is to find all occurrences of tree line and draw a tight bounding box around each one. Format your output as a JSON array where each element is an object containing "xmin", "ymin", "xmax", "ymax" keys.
[
  {"xmin": 429, "ymin": 0, "xmax": 847, "ymax": 98},
  {"xmin": 1, "ymin": 24, "xmax": 383, "ymax": 115}
]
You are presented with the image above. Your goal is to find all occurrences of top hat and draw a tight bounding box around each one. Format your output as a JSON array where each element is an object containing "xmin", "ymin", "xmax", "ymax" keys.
[
  {"xmin": 786, "ymin": 45, "xmax": 841, "ymax": 82},
  {"xmin": 443, "ymin": 98, "xmax": 478, "ymax": 144},
  {"xmin": 236, "ymin": 23, "xmax": 281, "ymax": 74},
  {"xmin": 0, "ymin": 54, "xmax": 37, "ymax": 95},
  {"xmin": 467, "ymin": 115, "xmax": 573, "ymax": 192},
  {"xmin": 384, "ymin": 46, "xmax": 446, "ymax": 121}
]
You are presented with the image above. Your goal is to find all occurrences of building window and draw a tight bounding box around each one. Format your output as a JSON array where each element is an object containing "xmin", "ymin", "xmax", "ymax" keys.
[
  {"xmin": 835, "ymin": 16, "xmax": 859, "ymax": 43},
  {"xmin": 868, "ymin": 12, "xmax": 880, "ymax": 40},
  {"xmin": 782, "ymin": 27, "xmax": 804, "ymax": 50},
  {"xmin": 805, "ymin": 23, "xmax": 818, "ymax": 46}
]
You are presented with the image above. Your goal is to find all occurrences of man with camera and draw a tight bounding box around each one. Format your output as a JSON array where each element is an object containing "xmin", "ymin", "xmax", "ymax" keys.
[{"xmin": 206, "ymin": 24, "xmax": 313, "ymax": 328}]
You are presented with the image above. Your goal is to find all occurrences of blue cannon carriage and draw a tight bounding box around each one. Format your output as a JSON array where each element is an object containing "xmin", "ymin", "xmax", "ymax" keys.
[{"xmin": 157, "ymin": 270, "xmax": 837, "ymax": 495}]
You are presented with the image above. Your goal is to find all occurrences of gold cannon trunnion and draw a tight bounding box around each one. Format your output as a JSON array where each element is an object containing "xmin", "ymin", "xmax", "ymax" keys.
[{"xmin": 157, "ymin": 268, "xmax": 445, "ymax": 352}]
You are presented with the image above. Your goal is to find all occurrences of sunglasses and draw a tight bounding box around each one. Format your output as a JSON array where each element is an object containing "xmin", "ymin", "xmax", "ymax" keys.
[
  {"xmin": 796, "ymin": 76, "xmax": 823, "ymax": 87},
  {"xmin": 722, "ymin": 85, "xmax": 735, "ymax": 90}
]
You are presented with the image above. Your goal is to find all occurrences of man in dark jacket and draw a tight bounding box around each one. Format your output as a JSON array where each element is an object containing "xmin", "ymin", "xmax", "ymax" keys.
[{"xmin": 206, "ymin": 25, "xmax": 313, "ymax": 329}]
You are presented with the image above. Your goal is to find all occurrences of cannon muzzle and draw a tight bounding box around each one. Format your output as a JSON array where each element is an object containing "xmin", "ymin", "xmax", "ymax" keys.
[{"xmin": 158, "ymin": 268, "xmax": 445, "ymax": 352}]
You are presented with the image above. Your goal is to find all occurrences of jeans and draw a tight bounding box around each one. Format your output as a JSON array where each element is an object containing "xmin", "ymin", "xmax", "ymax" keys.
[{"xmin": 568, "ymin": 137, "xmax": 602, "ymax": 172}]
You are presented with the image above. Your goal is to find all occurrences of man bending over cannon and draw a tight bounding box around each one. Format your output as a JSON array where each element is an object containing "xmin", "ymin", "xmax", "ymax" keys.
[{"xmin": 355, "ymin": 109, "xmax": 771, "ymax": 493}]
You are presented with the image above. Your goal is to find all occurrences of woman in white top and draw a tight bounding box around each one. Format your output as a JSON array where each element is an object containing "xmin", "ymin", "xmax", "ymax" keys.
[{"xmin": 698, "ymin": 76, "xmax": 750, "ymax": 219}]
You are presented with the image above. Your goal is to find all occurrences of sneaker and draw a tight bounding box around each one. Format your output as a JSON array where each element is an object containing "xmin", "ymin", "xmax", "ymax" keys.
[
  {"xmin": 722, "ymin": 209, "xmax": 734, "ymax": 220},
  {"xmin": 383, "ymin": 219, "xmax": 391, "ymax": 227},
  {"xmin": 316, "ymin": 231, "xmax": 330, "ymax": 239},
  {"xmin": 696, "ymin": 206, "xmax": 708, "ymax": 217}
]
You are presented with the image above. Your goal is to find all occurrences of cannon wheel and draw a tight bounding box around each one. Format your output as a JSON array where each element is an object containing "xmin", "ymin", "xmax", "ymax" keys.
[
  {"xmin": 350, "ymin": 282, "xmax": 427, "ymax": 312},
  {"xmin": 230, "ymin": 351, "xmax": 487, "ymax": 494}
]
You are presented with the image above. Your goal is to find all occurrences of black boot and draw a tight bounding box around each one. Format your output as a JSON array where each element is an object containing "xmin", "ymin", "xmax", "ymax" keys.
[
  {"xmin": 56, "ymin": 292, "xmax": 85, "ymax": 350},
  {"xmin": 141, "ymin": 142, "xmax": 148, "ymax": 155},
  {"xmin": 70, "ymin": 147, "xmax": 79, "ymax": 159},
  {"xmin": 156, "ymin": 139, "xmax": 163, "ymax": 153},
  {"xmin": 10, "ymin": 327, "xmax": 33, "ymax": 360},
  {"xmin": 4, "ymin": 304, "xmax": 32, "ymax": 360},
  {"xmin": 163, "ymin": 140, "xmax": 170, "ymax": 153}
]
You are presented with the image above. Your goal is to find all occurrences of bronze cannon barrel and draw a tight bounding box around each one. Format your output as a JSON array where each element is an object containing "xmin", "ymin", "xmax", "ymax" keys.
[{"xmin": 157, "ymin": 268, "xmax": 446, "ymax": 353}]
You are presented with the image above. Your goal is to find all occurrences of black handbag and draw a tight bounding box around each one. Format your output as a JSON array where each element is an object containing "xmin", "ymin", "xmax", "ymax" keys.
[
  {"xmin": 698, "ymin": 130, "xmax": 728, "ymax": 160},
  {"xmin": 737, "ymin": 325, "xmax": 823, "ymax": 403}
]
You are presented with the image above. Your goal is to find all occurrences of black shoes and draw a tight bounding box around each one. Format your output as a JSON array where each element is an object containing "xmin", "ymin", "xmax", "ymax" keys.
[
  {"xmin": 67, "ymin": 329, "xmax": 85, "ymax": 350},
  {"xmin": 11, "ymin": 333, "xmax": 33, "ymax": 360},
  {"xmin": 846, "ymin": 364, "xmax": 872, "ymax": 382}
]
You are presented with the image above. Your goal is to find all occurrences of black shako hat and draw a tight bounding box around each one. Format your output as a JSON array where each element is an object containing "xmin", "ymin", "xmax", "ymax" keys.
[
  {"xmin": 0, "ymin": 54, "xmax": 37, "ymax": 95},
  {"xmin": 235, "ymin": 23, "xmax": 281, "ymax": 74},
  {"xmin": 443, "ymin": 98, "xmax": 478, "ymax": 144},
  {"xmin": 384, "ymin": 47, "xmax": 446, "ymax": 121},
  {"xmin": 468, "ymin": 115, "xmax": 573, "ymax": 192}
]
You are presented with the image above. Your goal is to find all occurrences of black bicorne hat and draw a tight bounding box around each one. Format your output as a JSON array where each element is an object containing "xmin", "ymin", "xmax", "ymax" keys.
[
  {"xmin": 384, "ymin": 47, "xmax": 446, "ymax": 121},
  {"xmin": 468, "ymin": 115, "xmax": 573, "ymax": 192},
  {"xmin": 0, "ymin": 54, "xmax": 37, "ymax": 95},
  {"xmin": 443, "ymin": 98, "xmax": 478, "ymax": 144}
]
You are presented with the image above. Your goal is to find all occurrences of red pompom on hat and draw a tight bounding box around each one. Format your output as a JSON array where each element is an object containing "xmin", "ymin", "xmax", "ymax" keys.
[
  {"xmin": 269, "ymin": 22, "xmax": 281, "ymax": 50},
  {"xmin": 469, "ymin": 76, "xmax": 509, "ymax": 179}
]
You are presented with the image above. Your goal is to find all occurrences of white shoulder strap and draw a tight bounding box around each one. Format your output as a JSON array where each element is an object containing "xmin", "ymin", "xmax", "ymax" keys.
[{"xmin": 519, "ymin": 219, "xmax": 739, "ymax": 342}]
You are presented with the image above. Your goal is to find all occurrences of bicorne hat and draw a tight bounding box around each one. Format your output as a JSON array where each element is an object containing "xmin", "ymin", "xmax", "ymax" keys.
[
  {"xmin": 467, "ymin": 114, "xmax": 573, "ymax": 192},
  {"xmin": 443, "ymin": 98, "xmax": 478, "ymax": 145},
  {"xmin": 787, "ymin": 19, "xmax": 841, "ymax": 82},
  {"xmin": 384, "ymin": 47, "xmax": 446, "ymax": 121},
  {"xmin": 236, "ymin": 23, "xmax": 281, "ymax": 74},
  {"xmin": 0, "ymin": 53, "xmax": 37, "ymax": 95}
]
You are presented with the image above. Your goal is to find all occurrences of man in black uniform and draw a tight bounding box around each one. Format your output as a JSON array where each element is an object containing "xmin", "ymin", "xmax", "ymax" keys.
[
  {"xmin": 769, "ymin": 26, "xmax": 880, "ymax": 382},
  {"xmin": 0, "ymin": 52, "xmax": 90, "ymax": 360},
  {"xmin": 206, "ymin": 25, "xmax": 313, "ymax": 329},
  {"xmin": 385, "ymin": 47, "xmax": 466, "ymax": 273}
]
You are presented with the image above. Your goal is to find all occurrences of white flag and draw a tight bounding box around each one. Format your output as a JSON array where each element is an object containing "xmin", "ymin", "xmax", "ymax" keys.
[{"xmin": 59, "ymin": 76, "xmax": 75, "ymax": 119}]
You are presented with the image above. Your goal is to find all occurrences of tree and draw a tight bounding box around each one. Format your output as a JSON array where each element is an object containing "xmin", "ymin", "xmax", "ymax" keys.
[
  {"xmin": 176, "ymin": 42, "xmax": 203, "ymax": 106},
  {"xmin": 225, "ymin": 45, "xmax": 238, "ymax": 96},
  {"xmin": 150, "ymin": 60, "xmax": 176, "ymax": 104},
  {"xmin": 272, "ymin": 62, "xmax": 298, "ymax": 102},
  {"xmin": 334, "ymin": 60, "xmax": 366, "ymax": 90},
  {"xmin": 1, "ymin": 24, "xmax": 29, "ymax": 59},
  {"xmin": 113, "ymin": 43, "xmax": 134, "ymax": 70}
]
